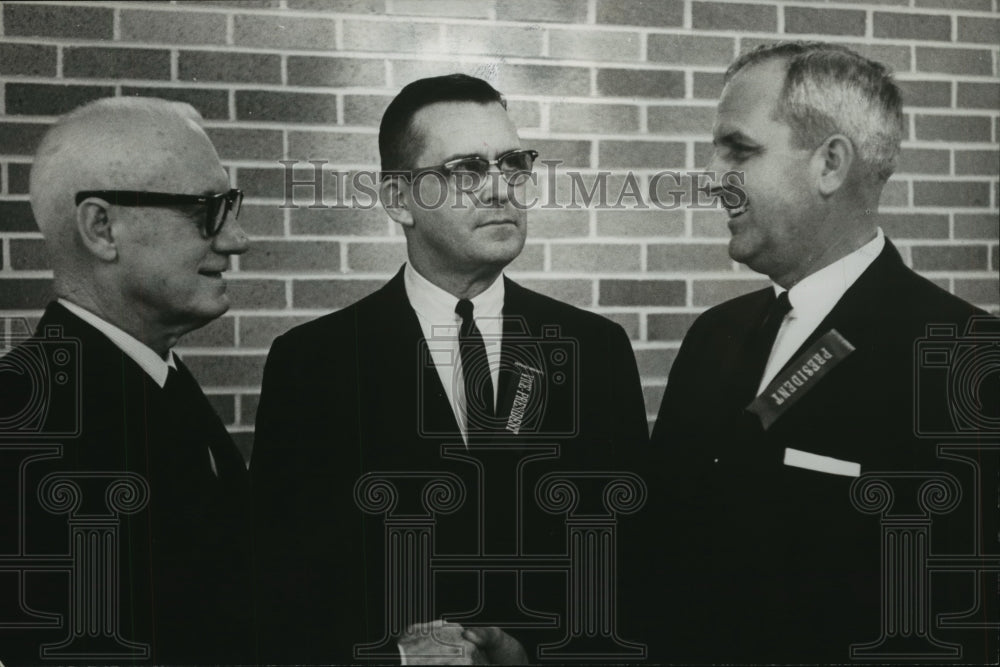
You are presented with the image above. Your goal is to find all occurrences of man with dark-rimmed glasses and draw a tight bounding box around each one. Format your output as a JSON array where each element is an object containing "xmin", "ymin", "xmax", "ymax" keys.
[
  {"xmin": 0, "ymin": 96, "xmax": 253, "ymax": 663},
  {"xmin": 252, "ymin": 74, "xmax": 649, "ymax": 664}
]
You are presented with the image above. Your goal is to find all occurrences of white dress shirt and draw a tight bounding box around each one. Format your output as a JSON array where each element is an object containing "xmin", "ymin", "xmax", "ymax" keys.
[
  {"xmin": 58, "ymin": 298, "xmax": 177, "ymax": 387},
  {"xmin": 404, "ymin": 263, "xmax": 505, "ymax": 443},
  {"xmin": 756, "ymin": 228, "xmax": 885, "ymax": 395}
]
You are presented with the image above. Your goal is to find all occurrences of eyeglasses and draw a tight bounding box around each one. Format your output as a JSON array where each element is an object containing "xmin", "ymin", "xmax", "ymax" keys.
[
  {"xmin": 408, "ymin": 149, "xmax": 539, "ymax": 190},
  {"xmin": 74, "ymin": 189, "xmax": 244, "ymax": 237}
]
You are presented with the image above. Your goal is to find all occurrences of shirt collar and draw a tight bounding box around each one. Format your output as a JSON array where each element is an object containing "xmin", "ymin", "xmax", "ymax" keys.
[
  {"xmin": 404, "ymin": 263, "xmax": 505, "ymax": 327},
  {"xmin": 57, "ymin": 298, "xmax": 177, "ymax": 388},
  {"xmin": 776, "ymin": 227, "xmax": 885, "ymax": 318}
]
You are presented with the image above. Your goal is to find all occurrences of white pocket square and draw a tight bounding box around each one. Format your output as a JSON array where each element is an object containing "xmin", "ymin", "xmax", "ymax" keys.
[{"xmin": 783, "ymin": 447, "xmax": 861, "ymax": 477}]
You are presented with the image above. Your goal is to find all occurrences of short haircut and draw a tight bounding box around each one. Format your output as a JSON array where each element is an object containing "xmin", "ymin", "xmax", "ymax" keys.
[
  {"xmin": 378, "ymin": 74, "xmax": 507, "ymax": 175},
  {"xmin": 726, "ymin": 41, "xmax": 904, "ymax": 182}
]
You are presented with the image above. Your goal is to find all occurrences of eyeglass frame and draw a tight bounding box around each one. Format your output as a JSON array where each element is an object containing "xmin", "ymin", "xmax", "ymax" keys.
[
  {"xmin": 74, "ymin": 189, "xmax": 244, "ymax": 238},
  {"xmin": 392, "ymin": 148, "xmax": 539, "ymax": 189}
]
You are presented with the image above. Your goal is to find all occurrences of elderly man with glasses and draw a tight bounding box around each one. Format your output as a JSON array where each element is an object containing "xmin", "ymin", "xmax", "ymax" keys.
[
  {"xmin": 251, "ymin": 74, "xmax": 649, "ymax": 663},
  {"xmin": 0, "ymin": 96, "xmax": 252, "ymax": 663}
]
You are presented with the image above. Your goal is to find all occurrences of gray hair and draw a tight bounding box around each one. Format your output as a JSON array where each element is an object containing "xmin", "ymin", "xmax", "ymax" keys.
[{"xmin": 727, "ymin": 41, "xmax": 904, "ymax": 182}]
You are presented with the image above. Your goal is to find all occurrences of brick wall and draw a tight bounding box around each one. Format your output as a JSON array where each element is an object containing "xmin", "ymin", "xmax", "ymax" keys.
[{"xmin": 1, "ymin": 0, "xmax": 997, "ymax": 448}]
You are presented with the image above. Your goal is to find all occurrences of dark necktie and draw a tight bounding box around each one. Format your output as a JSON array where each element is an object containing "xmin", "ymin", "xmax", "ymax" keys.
[
  {"xmin": 163, "ymin": 363, "xmax": 238, "ymax": 480},
  {"xmin": 740, "ymin": 290, "xmax": 792, "ymax": 402},
  {"xmin": 455, "ymin": 298, "xmax": 495, "ymax": 430}
]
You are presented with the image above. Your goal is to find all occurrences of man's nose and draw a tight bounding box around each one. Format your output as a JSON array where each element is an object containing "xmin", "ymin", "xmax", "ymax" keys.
[{"xmin": 212, "ymin": 216, "xmax": 250, "ymax": 255}]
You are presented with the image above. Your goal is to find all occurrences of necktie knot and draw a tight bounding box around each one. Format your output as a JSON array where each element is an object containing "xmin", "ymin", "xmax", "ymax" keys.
[{"xmin": 455, "ymin": 298, "xmax": 474, "ymax": 323}]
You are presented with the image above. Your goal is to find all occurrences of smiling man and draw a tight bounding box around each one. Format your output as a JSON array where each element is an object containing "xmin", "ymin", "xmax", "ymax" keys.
[
  {"xmin": 251, "ymin": 74, "xmax": 648, "ymax": 663},
  {"xmin": 648, "ymin": 42, "xmax": 994, "ymax": 662},
  {"xmin": 0, "ymin": 97, "xmax": 252, "ymax": 663}
]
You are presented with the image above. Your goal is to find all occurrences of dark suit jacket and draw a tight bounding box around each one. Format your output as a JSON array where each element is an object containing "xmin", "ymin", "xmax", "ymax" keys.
[
  {"xmin": 647, "ymin": 240, "xmax": 998, "ymax": 663},
  {"xmin": 0, "ymin": 303, "xmax": 252, "ymax": 665},
  {"xmin": 251, "ymin": 267, "xmax": 649, "ymax": 663}
]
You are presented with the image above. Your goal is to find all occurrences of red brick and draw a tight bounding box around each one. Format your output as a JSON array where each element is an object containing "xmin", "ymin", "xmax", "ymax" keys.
[
  {"xmin": 226, "ymin": 278, "xmax": 287, "ymax": 309},
  {"xmin": 692, "ymin": 1, "xmax": 776, "ymax": 32},
  {"xmin": 649, "ymin": 35, "xmax": 735, "ymax": 66},
  {"xmin": 291, "ymin": 278, "xmax": 385, "ymax": 309},
  {"xmin": 391, "ymin": 0, "xmax": 491, "ymax": 18},
  {"xmin": 236, "ymin": 168, "xmax": 286, "ymax": 199},
  {"xmin": 597, "ymin": 140, "xmax": 685, "ymax": 169},
  {"xmin": 597, "ymin": 69, "xmax": 684, "ymax": 99},
  {"xmin": 286, "ymin": 0, "xmax": 384, "ymax": 10},
  {"xmin": 444, "ymin": 25, "xmax": 544, "ymax": 57},
  {"xmin": 531, "ymin": 139, "xmax": 591, "ymax": 170},
  {"xmin": 343, "ymin": 95, "xmax": 392, "ymax": 126},
  {"xmin": 236, "ymin": 205, "xmax": 284, "ymax": 237},
  {"xmin": 240, "ymin": 394, "xmax": 260, "ymax": 428},
  {"xmin": 599, "ymin": 280, "xmax": 685, "ymax": 306},
  {"xmin": 0, "ymin": 44, "xmax": 56, "ymax": 77},
  {"xmin": 291, "ymin": 207, "xmax": 390, "ymax": 236},
  {"xmin": 495, "ymin": 0, "xmax": 588, "ymax": 23},
  {"xmin": 3, "ymin": 3, "xmax": 112, "ymax": 39},
  {"xmin": 342, "ymin": 19, "xmax": 440, "ymax": 52},
  {"xmin": 648, "ymin": 312, "xmax": 700, "ymax": 342},
  {"xmin": 953, "ymin": 213, "xmax": 999, "ymax": 239},
  {"xmin": 550, "ymin": 29, "xmax": 642, "ymax": 62},
  {"xmin": 913, "ymin": 181, "xmax": 991, "ymax": 208},
  {"xmin": 121, "ymin": 9, "xmax": 227, "ymax": 45},
  {"xmin": 648, "ymin": 243, "xmax": 732, "ymax": 272},
  {"xmin": 914, "ymin": 115, "xmax": 992, "ymax": 142},
  {"xmin": 237, "ymin": 91, "xmax": 338, "ymax": 124},
  {"xmin": 551, "ymin": 244, "xmax": 641, "ymax": 273},
  {"xmin": 516, "ymin": 279, "xmax": 592, "ymax": 307},
  {"xmin": 692, "ymin": 210, "xmax": 729, "ymax": 238},
  {"xmin": 897, "ymin": 148, "xmax": 950, "ymax": 175},
  {"xmin": 692, "ymin": 72, "xmax": 725, "ymax": 100},
  {"xmin": 8, "ymin": 164, "xmax": 31, "ymax": 194},
  {"xmin": 198, "ymin": 0, "xmax": 280, "ymax": 7},
  {"xmin": 550, "ymin": 103, "xmax": 639, "ymax": 134},
  {"xmin": 393, "ymin": 61, "xmax": 591, "ymax": 97},
  {"xmin": 596, "ymin": 210, "xmax": 685, "ymax": 238},
  {"xmin": 64, "ymin": 47, "xmax": 171, "ymax": 80},
  {"xmin": 179, "ymin": 51, "xmax": 281, "ymax": 84},
  {"xmin": 879, "ymin": 213, "xmax": 949, "ymax": 239},
  {"xmin": 240, "ymin": 240, "xmax": 341, "ymax": 273},
  {"xmin": 648, "ymin": 106, "xmax": 714, "ymax": 136},
  {"xmin": 347, "ymin": 241, "xmax": 407, "ymax": 271},
  {"xmin": 288, "ymin": 57, "xmax": 386, "ymax": 88},
  {"xmin": 644, "ymin": 384, "xmax": 666, "ymax": 418},
  {"xmin": 958, "ymin": 16, "xmax": 1000, "ymax": 44},
  {"xmin": 0, "ymin": 201, "xmax": 37, "ymax": 232},
  {"xmin": 0, "ymin": 278, "xmax": 52, "ymax": 309},
  {"xmin": 603, "ymin": 312, "xmax": 640, "ymax": 341},
  {"xmin": 896, "ymin": 80, "xmax": 952, "ymax": 108},
  {"xmin": 635, "ymin": 347, "xmax": 676, "ymax": 380},
  {"xmin": 954, "ymin": 278, "xmax": 1000, "ymax": 305},
  {"xmin": 596, "ymin": 0, "xmax": 682, "ymax": 27},
  {"xmin": 6, "ymin": 83, "xmax": 115, "ymax": 117},
  {"xmin": 0, "ymin": 123, "xmax": 50, "ymax": 156},
  {"xmin": 957, "ymin": 82, "xmax": 999, "ymax": 110},
  {"xmin": 8, "ymin": 238, "xmax": 48, "ymax": 271},
  {"xmin": 916, "ymin": 47, "xmax": 993, "ymax": 76},
  {"xmin": 786, "ymin": 7, "xmax": 867, "ymax": 36},
  {"xmin": 234, "ymin": 15, "xmax": 338, "ymax": 50},
  {"xmin": 915, "ymin": 0, "xmax": 990, "ymax": 8},
  {"xmin": 286, "ymin": 131, "xmax": 379, "ymax": 164},
  {"xmin": 277, "ymin": 168, "xmax": 379, "ymax": 208},
  {"xmin": 880, "ymin": 181, "xmax": 909, "ymax": 208},
  {"xmin": 204, "ymin": 128, "xmax": 284, "ymax": 162},
  {"xmin": 508, "ymin": 101, "xmax": 541, "ymax": 130},
  {"xmin": 239, "ymin": 315, "xmax": 316, "ymax": 348},
  {"xmin": 183, "ymin": 354, "xmax": 266, "ymax": 387},
  {"xmin": 693, "ymin": 279, "xmax": 769, "ymax": 306},
  {"xmin": 955, "ymin": 150, "xmax": 999, "ymax": 176},
  {"xmin": 528, "ymin": 209, "xmax": 589, "ymax": 239},
  {"xmin": 874, "ymin": 12, "xmax": 950, "ymax": 41},
  {"xmin": 911, "ymin": 244, "xmax": 989, "ymax": 271},
  {"xmin": 122, "ymin": 86, "xmax": 229, "ymax": 120},
  {"xmin": 178, "ymin": 316, "xmax": 235, "ymax": 347}
]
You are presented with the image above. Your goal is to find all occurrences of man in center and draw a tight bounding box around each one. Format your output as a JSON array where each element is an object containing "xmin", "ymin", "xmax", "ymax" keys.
[{"xmin": 252, "ymin": 74, "xmax": 648, "ymax": 663}]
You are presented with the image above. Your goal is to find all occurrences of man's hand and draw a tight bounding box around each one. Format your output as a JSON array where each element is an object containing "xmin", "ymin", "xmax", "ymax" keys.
[
  {"xmin": 462, "ymin": 626, "xmax": 529, "ymax": 665},
  {"xmin": 398, "ymin": 620, "xmax": 486, "ymax": 665}
]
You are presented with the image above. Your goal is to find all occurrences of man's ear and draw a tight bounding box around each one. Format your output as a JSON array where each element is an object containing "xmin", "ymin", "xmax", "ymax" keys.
[
  {"xmin": 379, "ymin": 177, "xmax": 414, "ymax": 228},
  {"xmin": 75, "ymin": 198, "xmax": 118, "ymax": 261},
  {"xmin": 813, "ymin": 134, "xmax": 855, "ymax": 196}
]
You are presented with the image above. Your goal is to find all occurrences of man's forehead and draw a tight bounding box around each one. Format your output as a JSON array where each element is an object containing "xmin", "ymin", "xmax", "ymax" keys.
[
  {"xmin": 410, "ymin": 101, "xmax": 520, "ymax": 161},
  {"xmin": 713, "ymin": 60, "xmax": 787, "ymax": 135}
]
